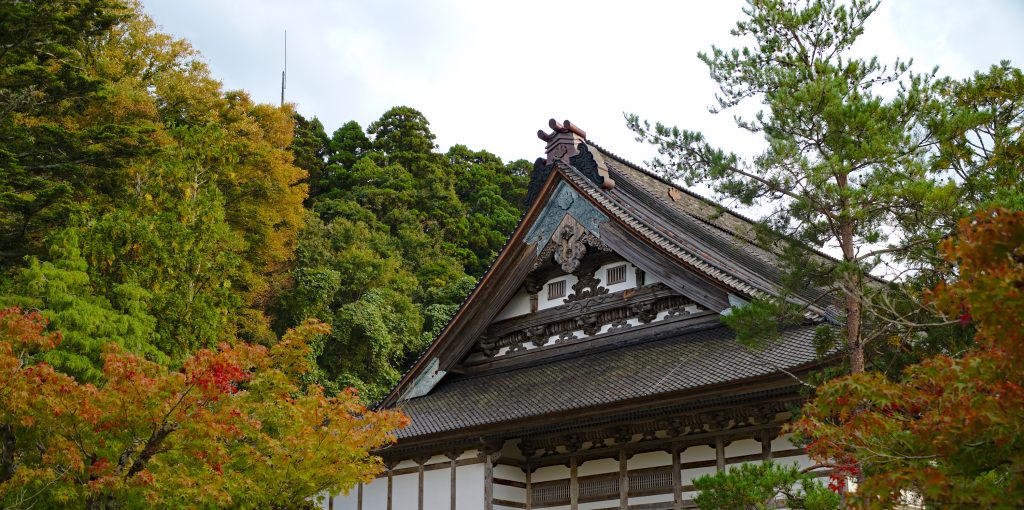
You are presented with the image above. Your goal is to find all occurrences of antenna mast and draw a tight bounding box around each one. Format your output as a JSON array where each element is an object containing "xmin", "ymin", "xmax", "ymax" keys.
[{"xmin": 280, "ymin": 30, "xmax": 287, "ymax": 106}]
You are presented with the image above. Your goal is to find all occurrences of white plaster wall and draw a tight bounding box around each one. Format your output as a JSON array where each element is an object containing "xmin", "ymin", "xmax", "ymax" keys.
[
  {"xmin": 539, "ymin": 274, "xmax": 578, "ymax": 310},
  {"xmin": 595, "ymin": 261, "xmax": 636, "ymax": 293},
  {"xmin": 627, "ymin": 450, "xmax": 672, "ymax": 470},
  {"xmin": 392, "ymin": 472, "xmax": 417, "ymax": 510},
  {"xmin": 394, "ymin": 459, "xmax": 418, "ymax": 470},
  {"xmin": 495, "ymin": 288, "xmax": 530, "ymax": 321},
  {"xmin": 531, "ymin": 463, "xmax": 570, "ymax": 483},
  {"xmin": 493, "ymin": 484, "xmax": 526, "ymax": 504},
  {"xmin": 423, "ymin": 467, "xmax": 450, "ymax": 510},
  {"xmin": 456, "ymin": 463, "xmax": 485, "ymax": 509},
  {"xmin": 326, "ymin": 488, "xmax": 357, "ymax": 510},
  {"xmin": 680, "ymin": 444, "xmax": 718, "ymax": 494},
  {"xmin": 579, "ymin": 500, "xmax": 618, "ymax": 510},
  {"xmin": 577, "ymin": 457, "xmax": 618, "ymax": 477},
  {"xmin": 493, "ymin": 464, "xmax": 527, "ymax": 504},
  {"xmin": 493, "ymin": 464, "xmax": 526, "ymax": 483},
  {"xmin": 726, "ymin": 438, "xmax": 762, "ymax": 457},
  {"xmin": 628, "ymin": 493, "xmax": 675, "ymax": 506},
  {"xmin": 357, "ymin": 476, "xmax": 388, "ymax": 510}
]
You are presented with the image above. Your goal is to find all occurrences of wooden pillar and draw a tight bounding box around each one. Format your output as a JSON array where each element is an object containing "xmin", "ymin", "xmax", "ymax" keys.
[
  {"xmin": 328, "ymin": 493, "xmax": 334, "ymax": 510},
  {"xmin": 672, "ymin": 444, "xmax": 683, "ymax": 510},
  {"xmin": 525, "ymin": 464, "xmax": 533, "ymax": 510},
  {"xmin": 387, "ymin": 467, "xmax": 393, "ymax": 510},
  {"xmin": 570, "ymin": 455, "xmax": 579, "ymax": 510},
  {"xmin": 762, "ymin": 429, "xmax": 774, "ymax": 461},
  {"xmin": 416, "ymin": 456, "xmax": 428, "ymax": 510},
  {"xmin": 715, "ymin": 437, "xmax": 726, "ymax": 472},
  {"xmin": 618, "ymin": 449, "xmax": 628, "ymax": 508},
  {"xmin": 446, "ymin": 451, "xmax": 459, "ymax": 510},
  {"xmin": 357, "ymin": 483, "xmax": 363, "ymax": 510},
  {"xmin": 484, "ymin": 451, "xmax": 494, "ymax": 510}
]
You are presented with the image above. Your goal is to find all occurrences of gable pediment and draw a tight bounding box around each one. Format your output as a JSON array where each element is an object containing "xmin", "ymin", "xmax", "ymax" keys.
[{"xmin": 385, "ymin": 132, "xmax": 816, "ymax": 405}]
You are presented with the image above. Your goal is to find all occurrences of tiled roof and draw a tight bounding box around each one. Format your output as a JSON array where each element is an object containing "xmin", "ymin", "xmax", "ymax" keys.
[{"xmin": 393, "ymin": 323, "xmax": 824, "ymax": 439}]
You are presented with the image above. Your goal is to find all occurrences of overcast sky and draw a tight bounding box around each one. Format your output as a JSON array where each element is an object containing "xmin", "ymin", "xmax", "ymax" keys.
[{"xmin": 141, "ymin": 0, "xmax": 1024, "ymax": 166}]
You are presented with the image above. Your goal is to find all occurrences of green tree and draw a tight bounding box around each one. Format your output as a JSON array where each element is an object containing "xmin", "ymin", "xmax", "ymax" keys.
[
  {"xmin": 693, "ymin": 461, "xmax": 838, "ymax": 510},
  {"xmin": 930, "ymin": 62, "xmax": 1024, "ymax": 212},
  {"xmin": 0, "ymin": 0, "xmax": 150, "ymax": 267},
  {"xmin": 627, "ymin": 0, "xmax": 945, "ymax": 373},
  {"xmin": 0, "ymin": 230, "xmax": 165, "ymax": 382}
]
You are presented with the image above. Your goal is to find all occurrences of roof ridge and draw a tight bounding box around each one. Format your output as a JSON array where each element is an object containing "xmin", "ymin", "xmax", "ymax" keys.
[{"xmin": 585, "ymin": 138, "xmax": 844, "ymax": 267}]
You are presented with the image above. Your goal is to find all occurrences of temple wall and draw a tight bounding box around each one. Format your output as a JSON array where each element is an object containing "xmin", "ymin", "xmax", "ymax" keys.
[{"xmin": 325, "ymin": 434, "xmax": 815, "ymax": 509}]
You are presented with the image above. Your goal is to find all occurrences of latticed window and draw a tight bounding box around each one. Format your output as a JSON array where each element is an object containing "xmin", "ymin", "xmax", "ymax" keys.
[
  {"xmin": 548, "ymin": 280, "xmax": 566, "ymax": 300},
  {"xmin": 606, "ymin": 264, "xmax": 627, "ymax": 285}
]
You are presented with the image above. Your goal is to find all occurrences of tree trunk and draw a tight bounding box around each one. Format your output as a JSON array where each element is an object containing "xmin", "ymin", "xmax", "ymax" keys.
[
  {"xmin": 0, "ymin": 423, "xmax": 15, "ymax": 484},
  {"xmin": 840, "ymin": 217, "xmax": 865, "ymax": 374}
]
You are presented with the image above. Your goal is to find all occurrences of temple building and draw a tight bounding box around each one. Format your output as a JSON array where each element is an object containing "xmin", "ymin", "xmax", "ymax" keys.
[{"xmin": 326, "ymin": 120, "xmax": 837, "ymax": 510}]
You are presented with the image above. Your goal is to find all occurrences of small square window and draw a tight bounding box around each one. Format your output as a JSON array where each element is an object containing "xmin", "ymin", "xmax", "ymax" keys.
[
  {"xmin": 547, "ymin": 280, "xmax": 566, "ymax": 300},
  {"xmin": 606, "ymin": 264, "xmax": 627, "ymax": 285}
]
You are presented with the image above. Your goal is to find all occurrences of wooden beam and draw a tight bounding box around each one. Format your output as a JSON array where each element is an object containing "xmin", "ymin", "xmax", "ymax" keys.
[
  {"xmin": 672, "ymin": 444, "xmax": 682, "ymax": 510},
  {"xmin": 715, "ymin": 437, "xmax": 725, "ymax": 472},
  {"xmin": 619, "ymin": 449, "xmax": 629, "ymax": 508},
  {"xmin": 570, "ymin": 455, "xmax": 579, "ymax": 510},
  {"xmin": 600, "ymin": 222, "xmax": 731, "ymax": 312}
]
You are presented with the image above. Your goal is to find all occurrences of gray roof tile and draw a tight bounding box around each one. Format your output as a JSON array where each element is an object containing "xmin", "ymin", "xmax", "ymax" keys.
[{"xmin": 393, "ymin": 324, "xmax": 823, "ymax": 439}]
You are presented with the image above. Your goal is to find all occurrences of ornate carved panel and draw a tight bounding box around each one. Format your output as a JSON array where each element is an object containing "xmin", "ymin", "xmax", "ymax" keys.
[{"xmin": 474, "ymin": 283, "xmax": 709, "ymax": 358}]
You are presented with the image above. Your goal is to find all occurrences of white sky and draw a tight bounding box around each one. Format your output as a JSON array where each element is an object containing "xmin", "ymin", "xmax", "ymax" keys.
[{"xmin": 141, "ymin": 0, "xmax": 1024, "ymax": 167}]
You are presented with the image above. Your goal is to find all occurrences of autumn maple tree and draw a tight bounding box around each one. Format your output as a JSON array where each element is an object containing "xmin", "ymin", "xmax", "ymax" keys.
[
  {"xmin": 793, "ymin": 208, "xmax": 1024, "ymax": 508},
  {"xmin": 0, "ymin": 310, "xmax": 407, "ymax": 509}
]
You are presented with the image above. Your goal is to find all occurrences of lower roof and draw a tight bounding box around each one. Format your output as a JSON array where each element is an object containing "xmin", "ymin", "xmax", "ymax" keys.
[{"xmin": 393, "ymin": 322, "xmax": 826, "ymax": 440}]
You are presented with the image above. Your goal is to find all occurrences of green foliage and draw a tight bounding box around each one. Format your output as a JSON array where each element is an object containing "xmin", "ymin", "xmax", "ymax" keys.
[
  {"xmin": 0, "ymin": 0, "xmax": 148, "ymax": 265},
  {"xmin": 280, "ymin": 108, "xmax": 528, "ymax": 400},
  {"xmin": 929, "ymin": 62, "xmax": 1024, "ymax": 212},
  {"xmin": 625, "ymin": 0, "xmax": 1019, "ymax": 374},
  {"xmin": 693, "ymin": 461, "xmax": 838, "ymax": 510},
  {"xmin": 0, "ymin": 230, "xmax": 165, "ymax": 382}
]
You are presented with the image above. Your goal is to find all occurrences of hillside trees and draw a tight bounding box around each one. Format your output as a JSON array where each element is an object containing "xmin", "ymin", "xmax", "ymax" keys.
[
  {"xmin": 1, "ymin": 0, "xmax": 307, "ymax": 368},
  {"xmin": 282, "ymin": 108, "xmax": 528, "ymax": 400},
  {"xmin": 0, "ymin": 0, "xmax": 143, "ymax": 265}
]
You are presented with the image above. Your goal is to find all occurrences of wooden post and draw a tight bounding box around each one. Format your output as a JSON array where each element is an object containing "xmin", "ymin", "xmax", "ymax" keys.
[
  {"xmin": 447, "ymin": 452, "xmax": 458, "ymax": 510},
  {"xmin": 715, "ymin": 437, "xmax": 726, "ymax": 472},
  {"xmin": 762, "ymin": 429, "xmax": 774, "ymax": 461},
  {"xmin": 570, "ymin": 455, "xmax": 579, "ymax": 510},
  {"xmin": 357, "ymin": 483, "xmax": 363, "ymax": 510},
  {"xmin": 672, "ymin": 444, "xmax": 683, "ymax": 510},
  {"xmin": 328, "ymin": 493, "xmax": 334, "ymax": 510},
  {"xmin": 525, "ymin": 465, "xmax": 533, "ymax": 510},
  {"xmin": 618, "ymin": 449, "xmax": 628, "ymax": 508},
  {"xmin": 387, "ymin": 467, "xmax": 393, "ymax": 510},
  {"xmin": 417, "ymin": 457, "xmax": 427, "ymax": 510},
  {"xmin": 484, "ymin": 451, "xmax": 494, "ymax": 510}
]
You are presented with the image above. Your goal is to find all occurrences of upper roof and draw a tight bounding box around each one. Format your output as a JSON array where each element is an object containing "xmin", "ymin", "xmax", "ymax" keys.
[{"xmin": 378, "ymin": 120, "xmax": 836, "ymax": 425}]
